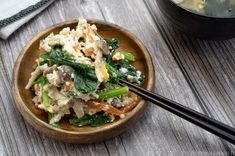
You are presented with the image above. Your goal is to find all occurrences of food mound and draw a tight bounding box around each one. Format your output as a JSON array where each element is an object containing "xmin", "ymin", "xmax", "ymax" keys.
[{"xmin": 25, "ymin": 17, "xmax": 144, "ymax": 128}]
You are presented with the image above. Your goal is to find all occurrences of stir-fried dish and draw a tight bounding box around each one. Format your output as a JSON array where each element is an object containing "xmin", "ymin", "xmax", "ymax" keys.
[{"xmin": 25, "ymin": 17, "xmax": 144, "ymax": 128}]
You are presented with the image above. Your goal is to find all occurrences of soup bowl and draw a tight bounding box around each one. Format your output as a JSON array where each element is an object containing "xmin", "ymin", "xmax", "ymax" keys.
[
  {"xmin": 156, "ymin": 0, "xmax": 235, "ymax": 38},
  {"xmin": 12, "ymin": 19, "xmax": 155, "ymax": 143}
]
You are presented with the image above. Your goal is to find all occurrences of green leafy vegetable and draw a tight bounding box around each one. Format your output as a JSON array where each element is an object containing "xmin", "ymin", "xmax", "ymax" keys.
[
  {"xmin": 105, "ymin": 52, "xmax": 144, "ymax": 83},
  {"xmin": 104, "ymin": 53, "xmax": 113, "ymax": 64},
  {"xmin": 34, "ymin": 76, "xmax": 50, "ymax": 107},
  {"xmin": 40, "ymin": 49, "xmax": 97, "ymax": 80},
  {"xmin": 40, "ymin": 49, "xmax": 96, "ymax": 79},
  {"xmin": 40, "ymin": 53, "xmax": 51, "ymax": 60},
  {"xmin": 66, "ymin": 91, "xmax": 77, "ymax": 96},
  {"xmin": 103, "ymin": 82, "xmax": 120, "ymax": 91},
  {"xmin": 35, "ymin": 76, "xmax": 50, "ymax": 107},
  {"xmin": 42, "ymin": 90, "xmax": 50, "ymax": 108},
  {"xmin": 117, "ymin": 51, "xmax": 135, "ymax": 62},
  {"xmin": 105, "ymin": 38, "xmax": 119, "ymax": 52},
  {"xmin": 98, "ymin": 86, "xmax": 129, "ymax": 100},
  {"xmin": 118, "ymin": 60, "xmax": 144, "ymax": 82},
  {"xmin": 48, "ymin": 112, "xmax": 60, "ymax": 128},
  {"xmin": 34, "ymin": 76, "xmax": 48, "ymax": 85},
  {"xmin": 108, "ymin": 59, "xmax": 144, "ymax": 83},
  {"xmin": 105, "ymin": 62, "xmax": 119, "ymax": 83},
  {"xmin": 41, "ymin": 48, "xmax": 98, "ymax": 94},
  {"xmin": 74, "ymin": 71, "xmax": 98, "ymax": 94},
  {"xmin": 69, "ymin": 112, "xmax": 112, "ymax": 127}
]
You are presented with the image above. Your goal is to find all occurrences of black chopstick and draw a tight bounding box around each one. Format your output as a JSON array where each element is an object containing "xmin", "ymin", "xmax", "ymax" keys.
[{"xmin": 119, "ymin": 79, "xmax": 235, "ymax": 144}]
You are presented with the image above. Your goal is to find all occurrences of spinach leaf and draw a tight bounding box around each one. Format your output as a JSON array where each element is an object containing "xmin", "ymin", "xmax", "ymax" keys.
[
  {"xmin": 40, "ymin": 53, "xmax": 51, "ymax": 60},
  {"xmin": 41, "ymin": 48, "xmax": 97, "ymax": 80},
  {"xmin": 119, "ymin": 60, "xmax": 144, "ymax": 82},
  {"xmin": 105, "ymin": 62, "xmax": 120, "ymax": 83},
  {"xmin": 104, "ymin": 53, "xmax": 113, "ymax": 64},
  {"xmin": 74, "ymin": 71, "xmax": 97, "ymax": 94},
  {"xmin": 105, "ymin": 38, "xmax": 119, "ymax": 52},
  {"xmin": 105, "ymin": 53, "xmax": 144, "ymax": 83},
  {"xmin": 65, "ymin": 91, "xmax": 77, "ymax": 97},
  {"xmin": 115, "ymin": 60, "xmax": 136, "ymax": 76},
  {"xmin": 103, "ymin": 82, "xmax": 120, "ymax": 91},
  {"xmin": 40, "ymin": 48, "xmax": 98, "ymax": 94},
  {"xmin": 107, "ymin": 59, "xmax": 144, "ymax": 83},
  {"xmin": 34, "ymin": 76, "xmax": 48, "ymax": 85},
  {"xmin": 69, "ymin": 112, "xmax": 112, "ymax": 127}
]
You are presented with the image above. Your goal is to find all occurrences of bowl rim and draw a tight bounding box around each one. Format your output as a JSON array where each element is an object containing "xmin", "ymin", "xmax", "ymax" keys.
[
  {"xmin": 169, "ymin": 0, "xmax": 235, "ymax": 19},
  {"xmin": 12, "ymin": 19, "xmax": 155, "ymax": 136}
]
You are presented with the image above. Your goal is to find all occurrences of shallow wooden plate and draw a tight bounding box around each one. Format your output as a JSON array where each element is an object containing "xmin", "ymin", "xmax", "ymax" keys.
[{"xmin": 12, "ymin": 19, "xmax": 155, "ymax": 143}]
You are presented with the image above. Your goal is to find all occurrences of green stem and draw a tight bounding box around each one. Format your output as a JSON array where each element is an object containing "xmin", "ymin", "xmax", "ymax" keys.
[
  {"xmin": 118, "ymin": 51, "xmax": 135, "ymax": 61},
  {"xmin": 42, "ymin": 88, "xmax": 50, "ymax": 108},
  {"xmin": 98, "ymin": 86, "xmax": 129, "ymax": 100},
  {"xmin": 105, "ymin": 62, "xmax": 118, "ymax": 77},
  {"xmin": 48, "ymin": 112, "xmax": 60, "ymax": 128},
  {"xmin": 105, "ymin": 62, "xmax": 119, "ymax": 83}
]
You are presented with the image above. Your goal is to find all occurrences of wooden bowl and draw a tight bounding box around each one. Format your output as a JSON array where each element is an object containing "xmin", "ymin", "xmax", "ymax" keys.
[{"xmin": 12, "ymin": 19, "xmax": 155, "ymax": 143}]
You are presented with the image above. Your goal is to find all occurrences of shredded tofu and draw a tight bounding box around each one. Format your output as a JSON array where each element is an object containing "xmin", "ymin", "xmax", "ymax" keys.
[{"xmin": 112, "ymin": 52, "xmax": 124, "ymax": 61}]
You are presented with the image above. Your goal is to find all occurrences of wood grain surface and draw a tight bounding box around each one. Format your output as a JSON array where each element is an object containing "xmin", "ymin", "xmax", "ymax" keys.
[{"xmin": 0, "ymin": 0, "xmax": 234, "ymax": 155}]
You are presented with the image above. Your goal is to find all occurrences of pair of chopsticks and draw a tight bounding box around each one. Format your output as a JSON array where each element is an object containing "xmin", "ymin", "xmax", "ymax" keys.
[{"xmin": 119, "ymin": 79, "xmax": 235, "ymax": 144}]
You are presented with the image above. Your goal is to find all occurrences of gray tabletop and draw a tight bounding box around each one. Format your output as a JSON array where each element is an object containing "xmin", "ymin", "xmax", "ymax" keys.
[{"xmin": 0, "ymin": 0, "xmax": 235, "ymax": 155}]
